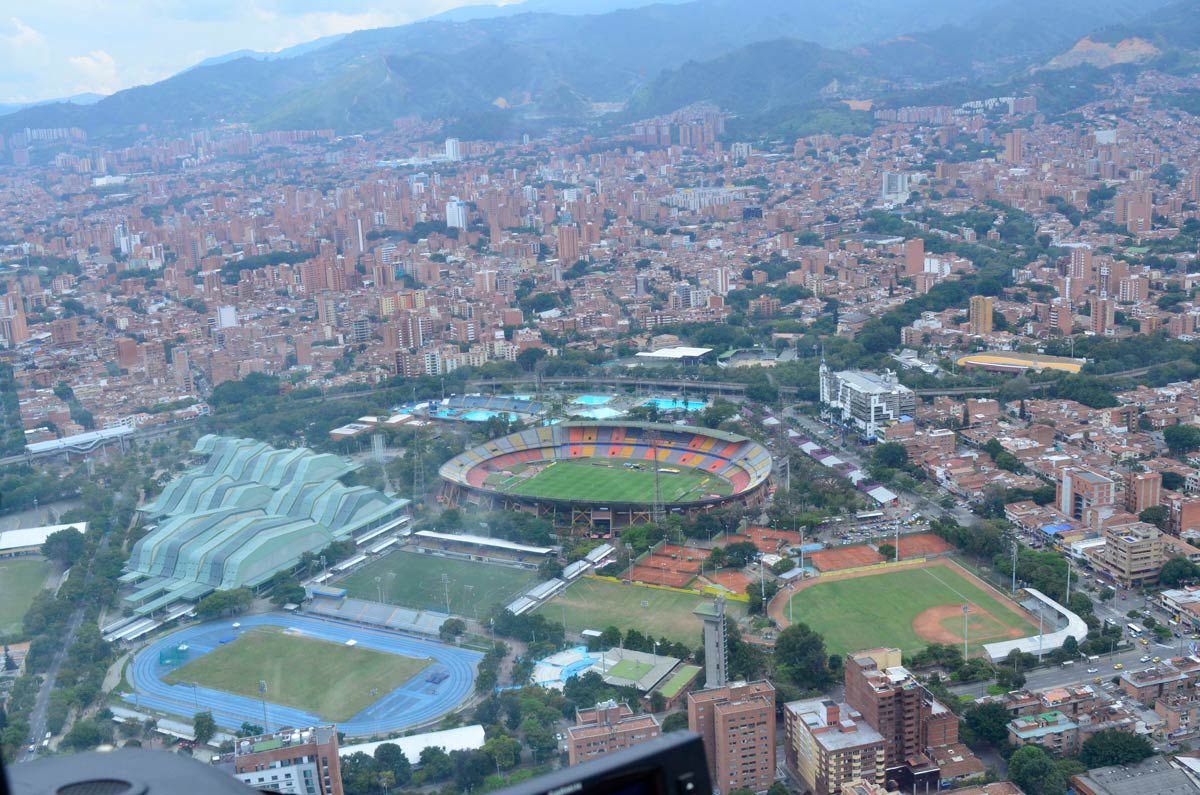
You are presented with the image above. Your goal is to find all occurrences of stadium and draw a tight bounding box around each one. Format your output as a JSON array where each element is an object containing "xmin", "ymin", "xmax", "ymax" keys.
[{"xmin": 439, "ymin": 421, "xmax": 772, "ymax": 529}]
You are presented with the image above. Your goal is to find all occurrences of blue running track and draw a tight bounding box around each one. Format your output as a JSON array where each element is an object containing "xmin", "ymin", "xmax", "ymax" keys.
[{"xmin": 124, "ymin": 613, "xmax": 480, "ymax": 737}]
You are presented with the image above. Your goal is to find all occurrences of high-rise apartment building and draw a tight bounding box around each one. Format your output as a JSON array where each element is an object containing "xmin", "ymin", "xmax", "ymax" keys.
[
  {"xmin": 566, "ymin": 700, "xmax": 661, "ymax": 766},
  {"xmin": 1125, "ymin": 470, "xmax": 1162, "ymax": 515},
  {"xmin": 844, "ymin": 649, "xmax": 928, "ymax": 770},
  {"xmin": 968, "ymin": 295, "xmax": 993, "ymax": 336},
  {"xmin": 1087, "ymin": 521, "xmax": 1167, "ymax": 588},
  {"xmin": 1057, "ymin": 467, "xmax": 1116, "ymax": 520},
  {"xmin": 688, "ymin": 680, "xmax": 776, "ymax": 795},
  {"xmin": 218, "ymin": 726, "xmax": 343, "ymax": 795},
  {"xmin": 903, "ymin": 238, "xmax": 924, "ymax": 277},
  {"xmin": 785, "ymin": 698, "xmax": 886, "ymax": 795},
  {"xmin": 557, "ymin": 223, "xmax": 580, "ymax": 265},
  {"xmin": 446, "ymin": 197, "xmax": 469, "ymax": 229},
  {"xmin": 1089, "ymin": 296, "xmax": 1114, "ymax": 336},
  {"xmin": 445, "ymin": 137, "xmax": 462, "ymax": 161}
]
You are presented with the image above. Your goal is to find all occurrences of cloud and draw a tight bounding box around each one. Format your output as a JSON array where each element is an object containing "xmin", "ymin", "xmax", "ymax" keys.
[
  {"xmin": 1, "ymin": 17, "xmax": 45, "ymax": 48},
  {"xmin": 67, "ymin": 49, "xmax": 120, "ymax": 94}
]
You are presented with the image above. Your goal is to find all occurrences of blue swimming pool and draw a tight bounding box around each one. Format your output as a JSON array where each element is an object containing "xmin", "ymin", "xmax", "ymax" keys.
[
  {"xmin": 573, "ymin": 395, "xmax": 612, "ymax": 405},
  {"xmin": 462, "ymin": 410, "xmax": 519, "ymax": 422},
  {"xmin": 644, "ymin": 398, "xmax": 706, "ymax": 412}
]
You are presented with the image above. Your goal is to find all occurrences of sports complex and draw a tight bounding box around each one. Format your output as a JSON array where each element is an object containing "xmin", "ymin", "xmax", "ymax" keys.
[
  {"xmin": 439, "ymin": 421, "xmax": 772, "ymax": 529},
  {"xmin": 125, "ymin": 613, "xmax": 479, "ymax": 737}
]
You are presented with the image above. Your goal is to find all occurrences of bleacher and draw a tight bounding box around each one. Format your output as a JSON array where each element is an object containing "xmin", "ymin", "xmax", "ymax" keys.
[
  {"xmin": 305, "ymin": 595, "xmax": 447, "ymax": 635},
  {"xmin": 442, "ymin": 395, "xmax": 545, "ymax": 415},
  {"xmin": 440, "ymin": 422, "xmax": 772, "ymax": 504}
]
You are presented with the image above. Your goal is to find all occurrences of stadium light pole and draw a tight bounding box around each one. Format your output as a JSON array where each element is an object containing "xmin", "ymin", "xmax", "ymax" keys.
[
  {"xmin": 375, "ymin": 576, "xmax": 383, "ymax": 603},
  {"xmin": 962, "ymin": 605, "xmax": 970, "ymax": 660}
]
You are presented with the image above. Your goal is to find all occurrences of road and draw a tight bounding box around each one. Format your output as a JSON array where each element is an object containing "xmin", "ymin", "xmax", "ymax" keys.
[
  {"xmin": 783, "ymin": 408, "xmax": 976, "ymax": 526},
  {"xmin": 949, "ymin": 644, "xmax": 1163, "ymax": 699}
]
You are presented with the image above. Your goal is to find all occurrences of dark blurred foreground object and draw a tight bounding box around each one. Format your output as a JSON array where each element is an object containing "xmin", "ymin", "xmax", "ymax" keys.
[
  {"xmin": 492, "ymin": 733, "xmax": 710, "ymax": 795},
  {"xmin": 2, "ymin": 733, "xmax": 710, "ymax": 795},
  {"xmin": 5, "ymin": 749, "xmax": 252, "ymax": 795}
]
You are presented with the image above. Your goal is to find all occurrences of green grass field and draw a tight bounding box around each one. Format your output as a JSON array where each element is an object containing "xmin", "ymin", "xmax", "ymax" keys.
[
  {"xmin": 0, "ymin": 558, "xmax": 49, "ymax": 637},
  {"xmin": 165, "ymin": 627, "xmax": 429, "ymax": 721},
  {"xmin": 494, "ymin": 460, "xmax": 732, "ymax": 503},
  {"xmin": 539, "ymin": 578, "xmax": 747, "ymax": 646},
  {"xmin": 337, "ymin": 550, "xmax": 538, "ymax": 617},
  {"xmin": 607, "ymin": 658, "xmax": 654, "ymax": 681},
  {"xmin": 658, "ymin": 665, "xmax": 701, "ymax": 698},
  {"xmin": 786, "ymin": 563, "xmax": 1038, "ymax": 657}
]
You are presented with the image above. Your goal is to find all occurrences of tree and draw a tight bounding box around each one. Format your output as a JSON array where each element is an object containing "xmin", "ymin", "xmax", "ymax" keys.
[
  {"xmin": 196, "ymin": 588, "xmax": 254, "ymax": 618},
  {"xmin": 1080, "ymin": 730, "xmax": 1154, "ymax": 768},
  {"xmin": 61, "ymin": 719, "xmax": 104, "ymax": 751},
  {"xmin": 1164, "ymin": 423, "xmax": 1200, "ymax": 455},
  {"xmin": 1139, "ymin": 505, "xmax": 1169, "ymax": 530},
  {"xmin": 600, "ymin": 626, "xmax": 622, "ymax": 649},
  {"xmin": 1160, "ymin": 557, "xmax": 1200, "ymax": 587},
  {"xmin": 373, "ymin": 743, "xmax": 412, "ymax": 786},
  {"xmin": 662, "ymin": 712, "xmax": 689, "ymax": 732},
  {"xmin": 193, "ymin": 711, "xmax": 217, "ymax": 745},
  {"xmin": 237, "ymin": 722, "xmax": 265, "ymax": 737},
  {"xmin": 42, "ymin": 527, "xmax": 86, "ymax": 566},
  {"xmin": 419, "ymin": 747, "xmax": 453, "ymax": 782},
  {"xmin": 878, "ymin": 543, "xmax": 897, "ymax": 561},
  {"xmin": 481, "ymin": 734, "xmax": 521, "ymax": 770},
  {"xmin": 439, "ymin": 618, "xmax": 467, "ymax": 642},
  {"xmin": 964, "ymin": 702, "xmax": 1011, "ymax": 745},
  {"xmin": 1008, "ymin": 745, "xmax": 1068, "ymax": 795},
  {"xmin": 774, "ymin": 623, "xmax": 831, "ymax": 690},
  {"xmin": 873, "ymin": 442, "xmax": 908, "ymax": 469}
]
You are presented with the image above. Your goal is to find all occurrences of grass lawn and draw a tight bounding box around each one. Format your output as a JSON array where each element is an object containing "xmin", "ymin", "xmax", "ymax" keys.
[
  {"xmin": 786, "ymin": 563, "xmax": 1038, "ymax": 657},
  {"xmin": 608, "ymin": 658, "xmax": 654, "ymax": 680},
  {"xmin": 658, "ymin": 665, "xmax": 701, "ymax": 698},
  {"xmin": 165, "ymin": 627, "xmax": 430, "ymax": 721},
  {"xmin": 337, "ymin": 550, "xmax": 538, "ymax": 617},
  {"xmin": 0, "ymin": 558, "xmax": 49, "ymax": 637},
  {"xmin": 539, "ymin": 578, "xmax": 747, "ymax": 646},
  {"xmin": 497, "ymin": 460, "xmax": 732, "ymax": 503}
]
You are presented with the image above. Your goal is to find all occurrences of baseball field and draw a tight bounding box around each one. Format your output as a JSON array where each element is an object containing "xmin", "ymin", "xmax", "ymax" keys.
[{"xmin": 783, "ymin": 559, "xmax": 1038, "ymax": 657}]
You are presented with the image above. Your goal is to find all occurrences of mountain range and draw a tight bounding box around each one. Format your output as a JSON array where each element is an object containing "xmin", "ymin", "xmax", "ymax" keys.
[{"xmin": 3, "ymin": 0, "xmax": 1198, "ymax": 142}]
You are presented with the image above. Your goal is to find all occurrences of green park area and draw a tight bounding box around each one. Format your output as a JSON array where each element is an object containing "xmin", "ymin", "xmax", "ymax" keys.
[
  {"xmin": 165, "ymin": 627, "xmax": 430, "ymax": 721},
  {"xmin": 337, "ymin": 550, "xmax": 537, "ymax": 618},
  {"xmin": 0, "ymin": 558, "xmax": 49, "ymax": 638},
  {"xmin": 539, "ymin": 577, "xmax": 746, "ymax": 646},
  {"xmin": 607, "ymin": 658, "xmax": 655, "ymax": 681}
]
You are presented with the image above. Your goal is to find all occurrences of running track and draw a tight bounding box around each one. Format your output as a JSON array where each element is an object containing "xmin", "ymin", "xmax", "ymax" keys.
[{"xmin": 124, "ymin": 613, "xmax": 480, "ymax": 737}]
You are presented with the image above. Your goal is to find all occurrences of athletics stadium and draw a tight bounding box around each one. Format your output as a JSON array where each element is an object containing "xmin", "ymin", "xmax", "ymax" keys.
[{"xmin": 439, "ymin": 421, "xmax": 772, "ymax": 529}]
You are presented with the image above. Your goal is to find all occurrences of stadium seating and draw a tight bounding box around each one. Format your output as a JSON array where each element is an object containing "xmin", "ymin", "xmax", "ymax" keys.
[{"xmin": 439, "ymin": 422, "xmax": 771, "ymax": 504}]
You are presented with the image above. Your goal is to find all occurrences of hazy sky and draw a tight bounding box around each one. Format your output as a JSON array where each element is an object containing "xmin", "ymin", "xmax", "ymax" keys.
[{"xmin": 0, "ymin": 1, "xmax": 504, "ymax": 104}]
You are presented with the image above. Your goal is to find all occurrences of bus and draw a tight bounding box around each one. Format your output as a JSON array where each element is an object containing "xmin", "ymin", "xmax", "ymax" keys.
[{"xmin": 1127, "ymin": 623, "xmax": 1144, "ymax": 636}]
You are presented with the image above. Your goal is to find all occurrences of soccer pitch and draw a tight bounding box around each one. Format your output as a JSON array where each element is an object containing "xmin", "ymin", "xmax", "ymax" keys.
[
  {"xmin": 785, "ymin": 561, "xmax": 1038, "ymax": 657},
  {"xmin": 337, "ymin": 550, "xmax": 538, "ymax": 617},
  {"xmin": 608, "ymin": 658, "xmax": 654, "ymax": 680},
  {"xmin": 539, "ymin": 577, "xmax": 747, "ymax": 646},
  {"xmin": 497, "ymin": 460, "xmax": 732, "ymax": 503},
  {"xmin": 165, "ymin": 627, "xmax": 430, "ymax": 722},
  {"xmin": 0, "ymin": 558, "xmax": 49, "ymax": 637}
]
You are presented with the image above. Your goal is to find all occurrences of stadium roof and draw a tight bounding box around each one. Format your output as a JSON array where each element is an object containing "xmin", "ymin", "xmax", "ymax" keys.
[
  {"xmin": 340, "ymin": 725, "xmax": 485, "ymax": 760},
  {"xmin": 0, "ymin": 522, "xmax": 86, "ymax": 553},
  {"xmin": 955, "ymin": 351, "xmax": 1085, "ymax": 374},
  {"xmin": 635, "ymin": 346, "xmax": 713, "ymax": 359},
  {"xmin": 414, "ymin": 530, "xmax": 554, "ymax": 555},
  {"xmin": 124, "ymin": 435, "xmax": 409, "ymax": 612},
  {"xmin": 25, "ymin": 426, "xmax": 132, "ymax": 454}
]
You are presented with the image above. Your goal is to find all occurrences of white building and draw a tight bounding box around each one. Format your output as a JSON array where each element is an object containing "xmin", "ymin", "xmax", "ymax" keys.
[
  {"xmin": 445, "ymin": 197, "xmax": 468, "ymax": 229},
  {"xmin": 818, "ymin": 362, "xmax": 916, "ymax": 441},
  {"xmin": 216, "ymin": 305, "xmax": 238, "ymax": 328},
  {"xmin": 880, "ymin": 172, "xmax": 911, "ymax": 204},
  {"xmin": 444, "ymin": 137, "xmax": 462, "ymax": 161}
]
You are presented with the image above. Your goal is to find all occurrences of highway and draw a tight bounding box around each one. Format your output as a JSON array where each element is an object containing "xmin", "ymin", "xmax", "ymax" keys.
[{"xmin": 949, "ymin": 643, "xmax": 1172, "ymax": 700}]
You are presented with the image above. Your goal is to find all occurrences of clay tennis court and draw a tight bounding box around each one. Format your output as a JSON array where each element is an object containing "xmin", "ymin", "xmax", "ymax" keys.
[
  {"xmin": 650, "ymin": 544, "xmax": 707, "ymax": 573},
  {"xmin": 625, "ymin": 564, "xmax": 694, "ymax": 588},
  {"xmin": 895, "ymin": 533, "xmax": 953, "ymax": 559},
  {"xmin": 807, "ymin": 544, "xmax": 885, "ymax": 572},
  {"xmin": 743, "ymin": 526, "xmax": 803, "ymax": 552},
  {"xmin": 705, "ymin": 569, "xmax": 753, "ymax": 595}
]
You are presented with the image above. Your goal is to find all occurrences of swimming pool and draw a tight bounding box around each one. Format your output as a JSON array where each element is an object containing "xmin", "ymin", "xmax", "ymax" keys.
[
  {"xmin": 573, "ymin": 395, "xmax": 612, "ymax": 405},
  {"xmin": 462, "ymin": 410, "xmax": 520, "ymax": 422},
  {"xmin": 644, "ymin": 398, "xmax": 706, "ymax": 412}
]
